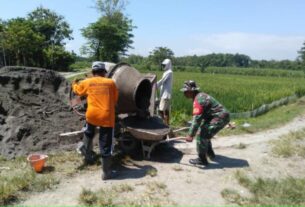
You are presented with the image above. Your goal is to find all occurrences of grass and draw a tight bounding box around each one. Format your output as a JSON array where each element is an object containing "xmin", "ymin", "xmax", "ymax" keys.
[
  {"xmin": 271, "ymin": 128, "xmax": 305, "ymax": 158},
  {"xmin": 79, "ymin": 181, "xmax": 173, "ymax": 206},
  {"xmin": 219, "ymin": 97, "xmax": 305, "ymax": 136},
  {"xmin": 167, "ymin": 72, "xmax": 305, "ymax": 113},
  {"xmin": 222, "ymin": 170, "xmax": 305, "ymax": 205},
  {"xmin": 80, "ymin": 187, "xmax": 115, "ymax": 206},
  {"xmin": 112, "ymin": 184, "xmax": 134, "ymax": 193},
  {"xmin": 206, "ymin": 66, "xmax": 305, "ymax": 78},
  {"xmin": 145, "ymin": 167, "xmax": 158, "ymax": 177},
  {"xmin": 0, "ymin": 157, "xmax": 59, "ymax": 205},
  {"xmin": 172, "ymin": 165, "xmax": 183, "ymax": 171},
  {"xmin": 234, "ymin": 143, "xmax": 247, "ymax": 149},
  {"xmin": 0, "ymin": 151, "xmax": 97, "ymax": 205},
  {"xmin": 152, "ymin": 71, "xmax": 305, "ymax": 126}
]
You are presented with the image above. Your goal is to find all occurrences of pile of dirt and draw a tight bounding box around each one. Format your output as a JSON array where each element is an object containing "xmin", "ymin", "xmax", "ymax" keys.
[{"xmin": 0, "ymin": 66, "xmax": 83, "ymax": 159}]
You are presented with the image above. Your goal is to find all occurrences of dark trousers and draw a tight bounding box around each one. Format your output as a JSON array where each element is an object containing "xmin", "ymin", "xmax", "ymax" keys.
[
  {"xmin": 83, "ymin": 123, "xmax": 113, "ymax": 158},
  {"xmin": 196, "ymin": 112, "xmax": 230, "ymax": 157}
]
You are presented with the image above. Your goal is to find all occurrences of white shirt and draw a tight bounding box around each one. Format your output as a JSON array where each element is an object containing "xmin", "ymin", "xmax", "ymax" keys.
[{"xmin": 157, "ymin": 67, "xmax": 173, "ymax": 99}]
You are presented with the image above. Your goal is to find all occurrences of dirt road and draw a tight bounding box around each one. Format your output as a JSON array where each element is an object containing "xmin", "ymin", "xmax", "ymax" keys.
[{"xmin": 20, "ymin": 114, "xmax": 305, "ymax": 206}]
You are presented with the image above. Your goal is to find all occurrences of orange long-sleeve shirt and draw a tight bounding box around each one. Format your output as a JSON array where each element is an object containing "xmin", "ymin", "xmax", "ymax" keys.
[{"xmin": 72, "ymin": 76, "xmax": 118, "ymax": 127}]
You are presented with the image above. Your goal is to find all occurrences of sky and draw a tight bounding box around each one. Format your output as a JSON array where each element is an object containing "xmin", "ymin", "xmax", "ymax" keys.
[{"xmin": 1, "ymin": 0, "xmax": 305, "ymax": 60}]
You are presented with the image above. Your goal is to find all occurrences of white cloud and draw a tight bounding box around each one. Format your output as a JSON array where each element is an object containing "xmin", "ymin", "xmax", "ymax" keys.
[
  {"xmin": 183, "ymin": 32, "xmax": 305, "ymax": 60},
  {"xmin": 69, "ymin": 32, "xmax": 305, "ymax": 60}
]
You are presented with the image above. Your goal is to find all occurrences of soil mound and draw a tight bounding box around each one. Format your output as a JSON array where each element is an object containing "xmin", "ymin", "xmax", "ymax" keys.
[{"xmin": 0, "ymin": 66, "xmax": 83, "ymax": 159}]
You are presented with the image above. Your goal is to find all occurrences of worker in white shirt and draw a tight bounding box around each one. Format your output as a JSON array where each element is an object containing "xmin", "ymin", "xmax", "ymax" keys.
[{"xmin": 157, "ymin": 58, "xmax": 173, "ymax": 125}]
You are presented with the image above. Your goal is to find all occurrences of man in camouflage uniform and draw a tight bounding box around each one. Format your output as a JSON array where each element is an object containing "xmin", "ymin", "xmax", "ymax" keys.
[{"xmin": 181, "ymin": 80, "xmax": 230, "ymax": 165}]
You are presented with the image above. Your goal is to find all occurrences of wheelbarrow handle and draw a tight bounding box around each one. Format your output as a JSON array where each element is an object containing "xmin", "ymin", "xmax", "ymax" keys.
[{"xmin": 166, "ymin": 136, "xmax": 186, "ymax": 142}]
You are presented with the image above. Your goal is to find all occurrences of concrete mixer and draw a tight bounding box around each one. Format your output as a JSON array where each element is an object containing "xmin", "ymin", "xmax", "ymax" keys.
[{"xmin": 68, "ymin": 62, "xmax": 185, "ymax": 159}]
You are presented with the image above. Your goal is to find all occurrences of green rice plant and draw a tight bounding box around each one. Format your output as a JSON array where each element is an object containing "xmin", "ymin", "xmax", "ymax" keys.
[
  {"xmin": 206, "ymin": 66, "xmax": 305, "ymax": 78},
  {"xmin": 163, "ymin": 72, "xmax": 305, "ymax": 126},
  {"xmin": 171, "ymin": 72, "xmax": 305, "ymax": 113}
]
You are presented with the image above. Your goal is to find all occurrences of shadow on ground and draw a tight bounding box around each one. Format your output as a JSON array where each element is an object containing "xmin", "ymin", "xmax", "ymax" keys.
[
  {"xmin": 110, "ymin": 142, "xmax": 183, "ymax": 179},
  {"xmin": 125, "ymin": 142, "xmax": 184, "ymax": 163},
  {"xmin": 181, "ymin": 154, "xmax": 249, "ymax": 170}
]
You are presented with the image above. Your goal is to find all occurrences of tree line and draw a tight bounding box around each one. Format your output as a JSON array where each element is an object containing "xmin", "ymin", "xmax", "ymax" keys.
[
  {"xmin": 1, "ymin": 0, "xmax": 305, "ymax": 72},
  {"xmin": 122, "ymin": 47, "xmax": 305, "ymax": 72},
  {"xmin": 0, "ymin": 7, "xmax": 76, "ymax": 71}
]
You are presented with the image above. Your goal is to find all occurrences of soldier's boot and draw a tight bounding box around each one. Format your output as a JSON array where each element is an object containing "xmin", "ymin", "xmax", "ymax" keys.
[
  {"xmin": 207, "ymin": 141, "xmax": 216, "ymax": 160},
  {"xmin": 101, "ymin": 157, "xmax": 118, "ymax": 180},
  {"xmin": 189, "ymin": 153, "xmax": 209, "ymax": 166}
]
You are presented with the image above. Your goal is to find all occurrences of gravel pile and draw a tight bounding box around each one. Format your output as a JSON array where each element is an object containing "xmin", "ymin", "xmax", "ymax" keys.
[{"xmin": 0, "ymin": 66, "xmax": 83, "ymax": 159}]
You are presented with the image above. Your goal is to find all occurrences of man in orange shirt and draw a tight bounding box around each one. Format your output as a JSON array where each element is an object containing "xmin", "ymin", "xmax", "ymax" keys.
[{"xmin": 72, "ymin": 61, "xmax": 118, "ymax": 180}]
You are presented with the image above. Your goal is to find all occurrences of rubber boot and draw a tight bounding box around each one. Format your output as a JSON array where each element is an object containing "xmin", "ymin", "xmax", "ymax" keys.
[
  {"xmin": 207, "ymin": 140, "xmax": 216, "ymax": 160},
  {"xmin": 101, "ymin": 157, "xmax": 117, "ymax": 180},
  {"xmin": 80, "ymin": 137, "xmax": 95, "ymax": 165},
  {"xmin": 189, "ymin": 153, "xmax": 209, "ymax": 166}
]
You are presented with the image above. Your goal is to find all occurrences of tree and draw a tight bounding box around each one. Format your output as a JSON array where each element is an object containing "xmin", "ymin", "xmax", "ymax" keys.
[
  {"xmin": 28, "ymin": 6, "xmax": 73, "ymax": 46},
  {"xmin": 298, "ymin": 42, "xmax": 305, "ymax": 62},
  {"xmin": 95, "ymin": 0, "xmax": 128, "ymax": 16},
  {"xmin": 81, "ymin": 0, "xmax": 134, "ymax": 62},
  {"xmin": 298, "ymin": 41, "xmax": 305, "ymax": 73},
  {"xmin": 27, "ymin": 7, "xmax": 74, "ymax": 68},
  {"xmin": 0, "ymin": 19, "xmax": 6, "ymax": 66},
  {"xmin": 2, "ymin": 18, "xmax": 44, "ymax": 66},
  {"xmin": 0, "ymin": 7, "xmax": 75, "ymax": 70},
  {"xmin": 148, "ymin": 47, "xmax": 174, "ymax": 66},
  {"xmin": 43, "ymin": 45, "xmax": 76, "ymax": 71}
]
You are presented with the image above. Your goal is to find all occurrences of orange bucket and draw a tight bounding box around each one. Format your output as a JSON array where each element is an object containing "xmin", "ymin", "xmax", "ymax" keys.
[{"xmin": 27, "ymin": 154, "xmax": 48, "ymax": 173}]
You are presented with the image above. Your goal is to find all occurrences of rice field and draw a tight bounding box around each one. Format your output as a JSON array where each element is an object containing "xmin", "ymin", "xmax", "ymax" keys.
[{"xmin": 153, "ymin": 71, "xmax": 305, "ymax": 115}]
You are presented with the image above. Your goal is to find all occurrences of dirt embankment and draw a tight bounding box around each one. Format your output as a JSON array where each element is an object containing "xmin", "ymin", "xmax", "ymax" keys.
[{"xmin": 0, "ymin": 66, "xmax": 83, "ymax": 159}]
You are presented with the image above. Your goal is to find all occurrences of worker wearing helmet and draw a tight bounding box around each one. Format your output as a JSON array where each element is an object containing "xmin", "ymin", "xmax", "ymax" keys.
[
  {"xmin": 157, "ymin": 58, "xmax": 173, "ymax": 125},
  {"xmin": 181, "ymin": 80, "xmax": 230, "ymax": 165},
  {"xmin": 72, "ymin": 61, "xmax": 119, "ymax": 180}
]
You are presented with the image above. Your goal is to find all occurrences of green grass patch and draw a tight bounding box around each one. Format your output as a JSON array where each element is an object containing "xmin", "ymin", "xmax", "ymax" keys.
[
  {"xmin": 219, "ymin": 98, "xmax": 305, "ymax": 136},
  {"xmin": 145, "ymin": 167, "xmax": 158, "ymax": 177},
  {"xmin": 0, "ymin": 157, "xmax": 59, "ymax": 205},
  {"xmin": 69, "ymin": 61, "xmax": 91, "ymax": 72},
  {"xmin": 222, "ymin": 170, "xmax": 305, "ymax": 205},
  {"xmin": 271, "ymin": 128, "xmax": 305, "ymax": 158},
  {"xmin": 79, "ymin": 181, "xmax": 173, "ymax": 206},
  {"xmin": 0, "ymin": 151, "xmax": 95, "ymax": 205}
]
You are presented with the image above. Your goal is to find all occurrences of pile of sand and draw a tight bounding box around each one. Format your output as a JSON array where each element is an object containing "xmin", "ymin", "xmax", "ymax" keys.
[{"xmin": 0, "ymin": 66, "xmax": 83, "ymax": 159}]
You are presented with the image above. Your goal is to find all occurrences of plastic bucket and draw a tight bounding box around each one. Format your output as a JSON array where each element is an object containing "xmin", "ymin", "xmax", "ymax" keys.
[{"xmin": 27, "ymin": 154, "xmax": 48, "ymax": 173}]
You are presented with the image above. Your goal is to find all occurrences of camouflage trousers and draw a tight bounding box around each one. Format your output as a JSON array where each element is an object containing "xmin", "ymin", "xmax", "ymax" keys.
[{"xmin": 196, "ymin": 112, "xmax": 230, "ymax": 158}]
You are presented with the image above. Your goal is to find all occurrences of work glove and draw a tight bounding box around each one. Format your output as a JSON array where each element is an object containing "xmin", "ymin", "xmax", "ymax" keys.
[{"xmin": 185, "ymin": 136, "xmax": 194, "ymax": 142}]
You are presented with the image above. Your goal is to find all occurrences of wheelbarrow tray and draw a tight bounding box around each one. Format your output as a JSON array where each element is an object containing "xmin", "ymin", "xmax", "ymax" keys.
[{"xmin": 121, "ymin": 116, "xmax": 170, "ymax": 141}]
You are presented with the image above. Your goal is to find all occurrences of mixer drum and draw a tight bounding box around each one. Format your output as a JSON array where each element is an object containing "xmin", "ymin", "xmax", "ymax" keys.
[{"xmin": 107, "ymin": 63, "xmax": 152, "ymax": 114}]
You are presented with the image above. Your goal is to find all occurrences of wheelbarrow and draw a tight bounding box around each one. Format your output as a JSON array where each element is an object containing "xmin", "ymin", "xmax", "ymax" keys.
[{"xmin": 117, "ymin": 116, "xmax": 188, "ymax": 159}]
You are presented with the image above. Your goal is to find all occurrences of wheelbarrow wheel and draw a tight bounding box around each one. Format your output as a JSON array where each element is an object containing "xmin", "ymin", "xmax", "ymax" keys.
[{"xmin": 118, "ymin": 132, "xmax": 141, "ymax": 154}]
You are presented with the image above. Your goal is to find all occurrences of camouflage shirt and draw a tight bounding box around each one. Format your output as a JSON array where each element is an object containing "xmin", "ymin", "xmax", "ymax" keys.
[{"xmin": 188, "ymin": 92, "xmax": 228, "ymax": 137}]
